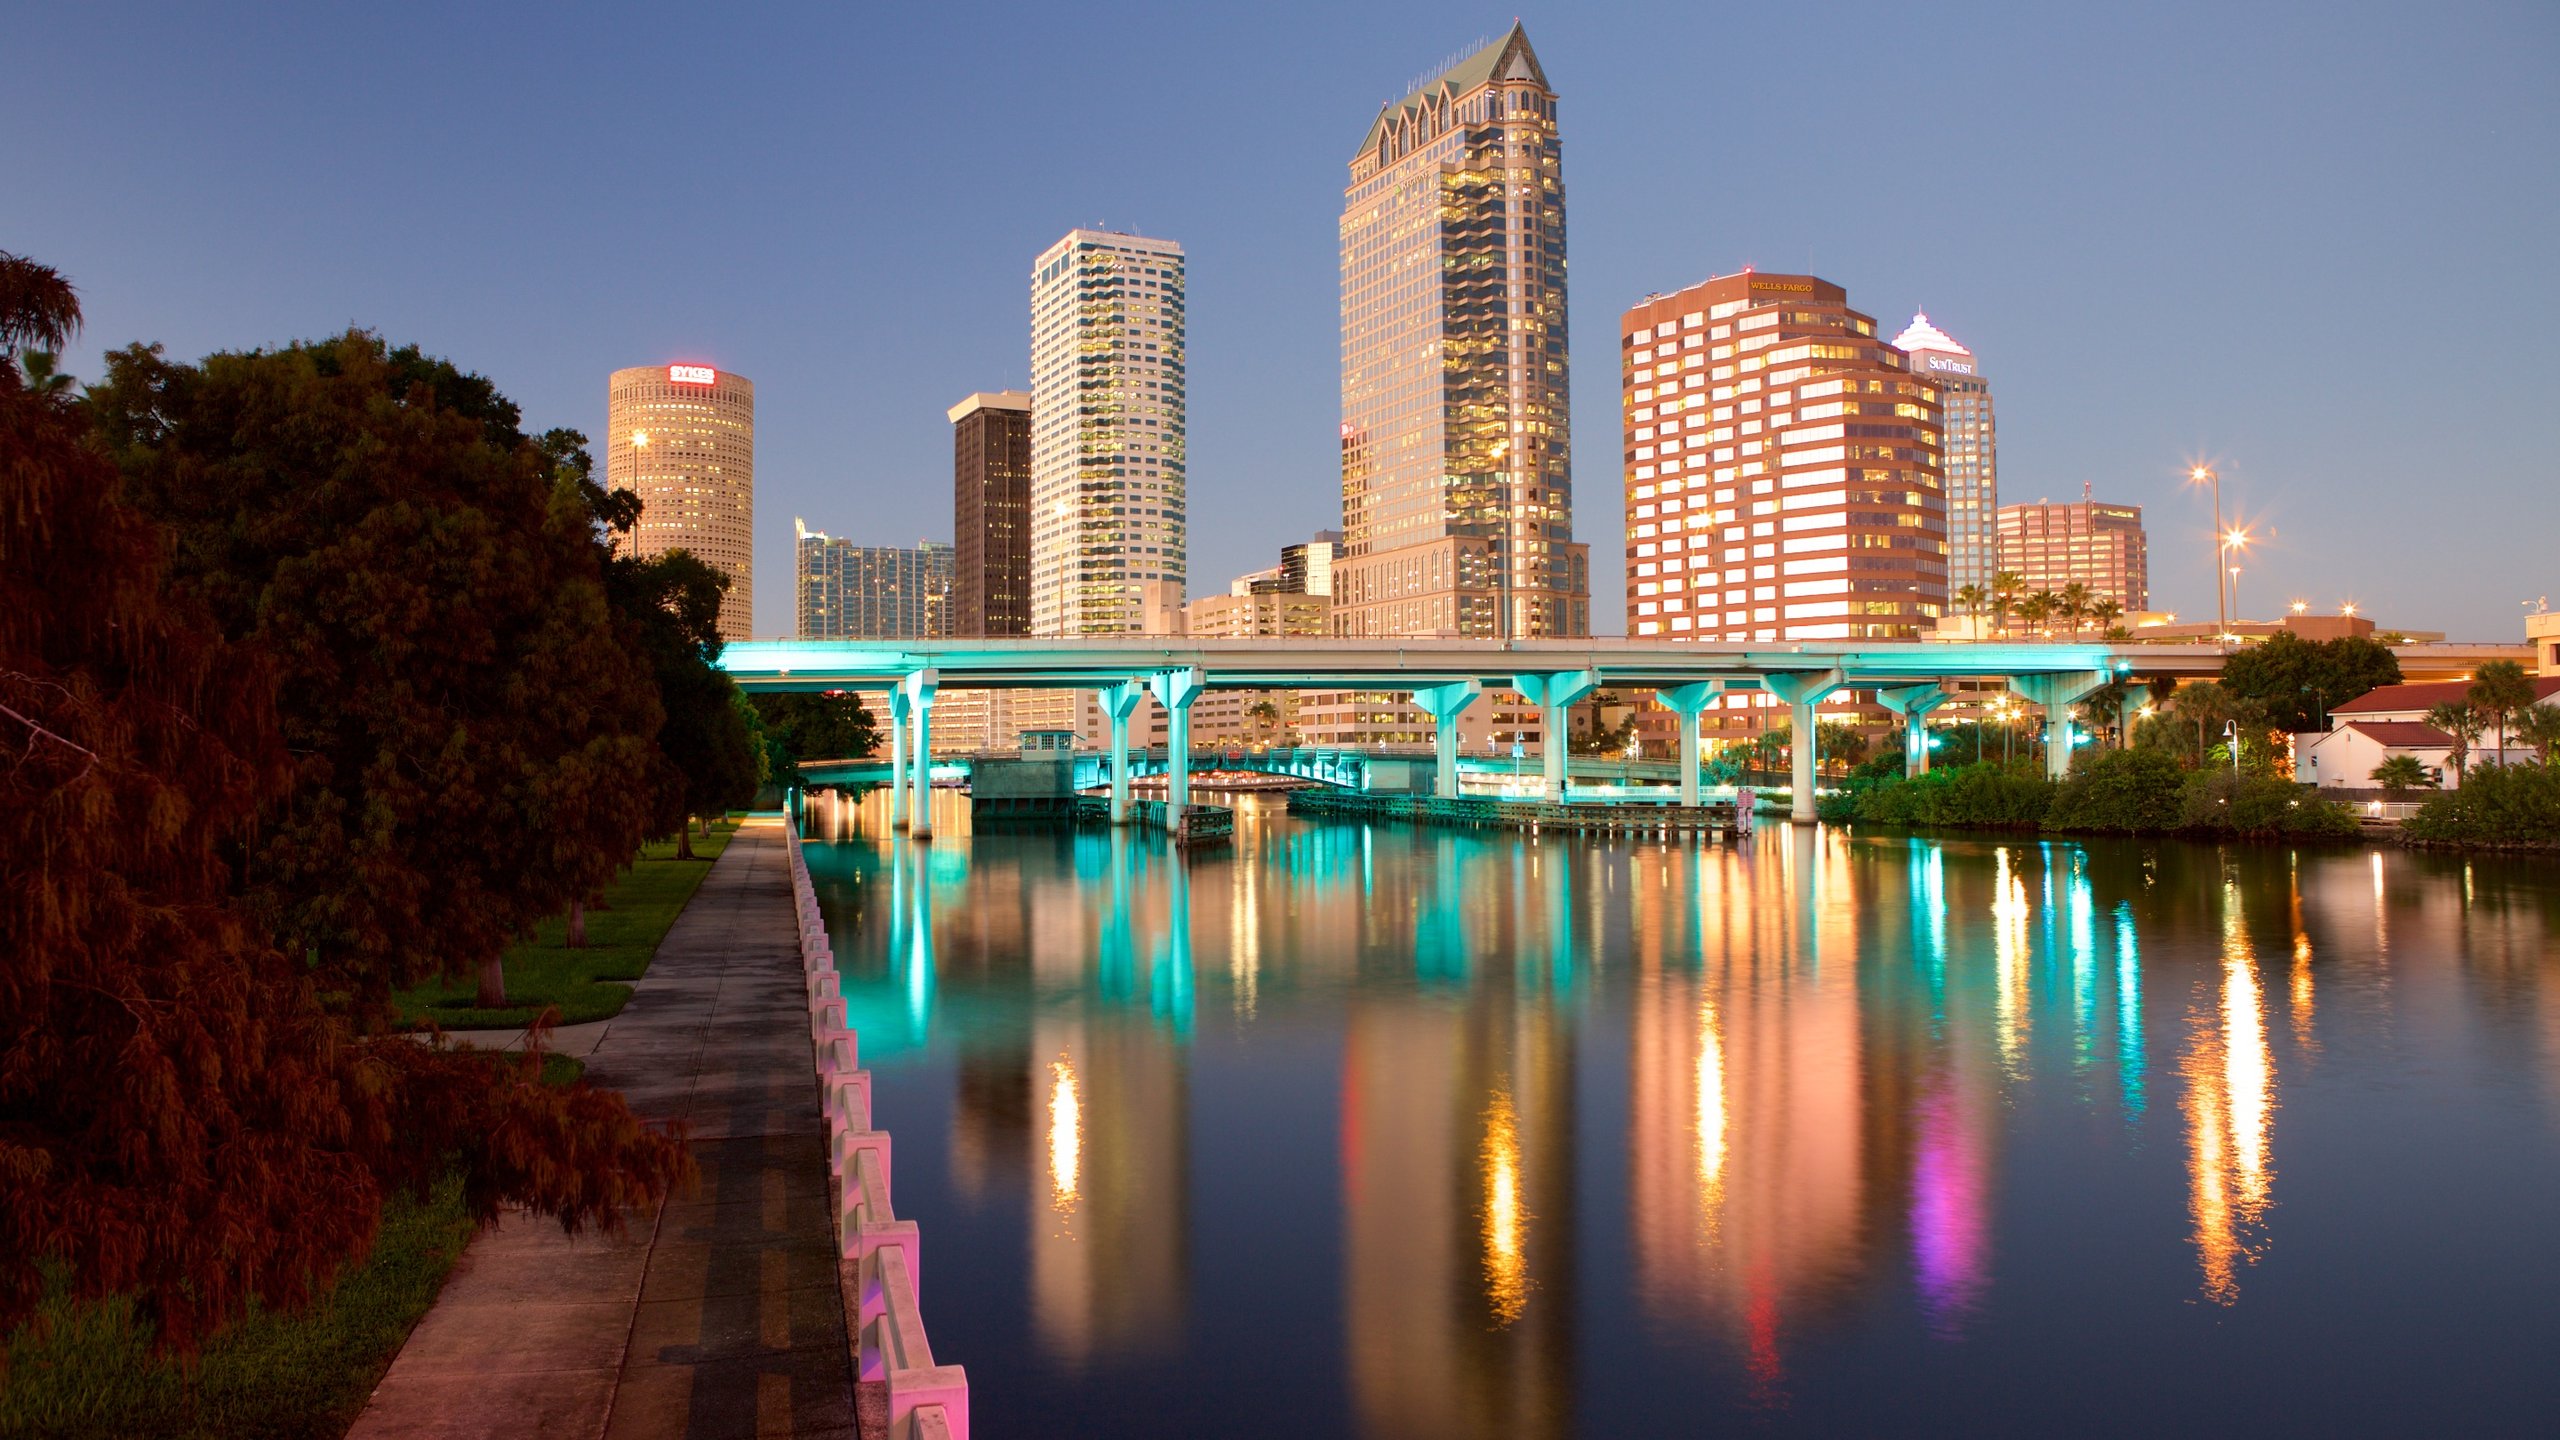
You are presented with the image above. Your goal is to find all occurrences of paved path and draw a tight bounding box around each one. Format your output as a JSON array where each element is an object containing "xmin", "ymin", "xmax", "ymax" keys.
[{"xmin": 350, "ymin": 819, "xmax": 857, "ymax": 1440}]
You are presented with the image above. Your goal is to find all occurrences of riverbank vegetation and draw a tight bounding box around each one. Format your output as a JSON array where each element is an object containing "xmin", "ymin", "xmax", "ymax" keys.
[
  {"xmin": 1828, "ymin": 750, "xmax": 2359, "ymax": 840},
  {"xmin": 1, "ymin": 252, "xmax": 862, "ymax": 1406}
]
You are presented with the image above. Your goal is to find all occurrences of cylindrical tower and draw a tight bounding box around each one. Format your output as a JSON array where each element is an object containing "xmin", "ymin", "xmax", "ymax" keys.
[{"xmin": 605, "ymin": 363, "xmax": 756, "ymax": 640}]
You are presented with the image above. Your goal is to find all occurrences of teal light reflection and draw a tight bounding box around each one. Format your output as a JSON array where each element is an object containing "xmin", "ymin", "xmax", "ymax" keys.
[{"xmin": 2115, "ymin": 901, "xmax": 2145, "ymax": 1118}]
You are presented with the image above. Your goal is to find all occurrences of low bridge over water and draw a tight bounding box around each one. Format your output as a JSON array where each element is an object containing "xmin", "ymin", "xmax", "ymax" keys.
[{"xmin": 725, "ymin": 636, "xmax": 2223, "ymax": 831}]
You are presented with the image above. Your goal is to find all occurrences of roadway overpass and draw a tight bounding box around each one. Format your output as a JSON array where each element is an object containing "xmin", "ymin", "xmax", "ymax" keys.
[{"xmin": 721, "ymin": 637, "xmax": 2226, "ymax": 829}]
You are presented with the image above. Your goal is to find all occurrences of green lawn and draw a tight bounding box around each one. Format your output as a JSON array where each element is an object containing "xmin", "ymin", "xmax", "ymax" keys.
[
  {"xmin": 0, "ymin": 1177, "xmax": 475, "ymax": 1440},
  {"xmin": 397, "ymin": 819, "xmax": 737, "ymax": 1029}
]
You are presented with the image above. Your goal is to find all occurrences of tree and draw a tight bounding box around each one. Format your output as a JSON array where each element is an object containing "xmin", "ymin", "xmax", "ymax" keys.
[
  {"xmin": 2518, "ymin": 703, "xmax": 2560, "ymax": 766},
  {"xmin": 2370, "ymin": 754, "xmax": 2434, "ymax": 795},
  {"xmin": 2425, "ymin": 700, "xmax": 2480, "ymax": 782},
  {"xmin": 2090, "ymin": 596, "xmax": 2125, "ymax": 634},
  {"xmin": 1992, "ymin": 571, "xmax": 2025, "ymax": 637},
  {"xmin": 2, "ymin": 273, "xmax": 685, "ymax": 1357},
  {"xmin": 1953, "ymin": 583, "xmax": 1988, "ymax": 638},
  {"xmin": 754, "ymin": 690, "xmax": 882, "ymax": 793},
  {"xmin": 2220, "ymin": 631, "xmax": 2403, "ymax": 733},
  {"xmin": 1814, "ymin": 720, "xmax": 1868, "ymax": 773},
  {"xmin": 1247, "ymin": 698, "xmax": 1281, "ymax": 742},
  {"xmin": 2058, "ymin": 581, "xmax": 2092, "ymax": 637},
  {"xmin": 0, "ymin": 250, "xmax": 80, "ymax": 354},
  {"xmin": 89, "ymin": 331, "xmax": 663, "ymax": 1018},
  {"xmin": 2166, "ymin": 680, "xmax": 2261, "ymax": 766},
  {"xmin": 2019, "ymin": 590, "xmax": 2055, "ymax": 637},
  {"xmin": 2468, "ymin": 659, "xmax": 2538, "ymax": 765}
]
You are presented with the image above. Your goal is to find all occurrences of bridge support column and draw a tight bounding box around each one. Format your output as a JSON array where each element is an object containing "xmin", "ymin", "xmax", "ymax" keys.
[
  {"xmin": 1877, "ymin": 684, "xmax": 1950, "ymax": 778},
  {"xmin": 2008, "ymin": 670, "xmax": 2113, "ymax": 781},
  {"xmin": 899, "ymin": 669, "xmax": 939, "ymax": 839},
  {"xmin": 1099, "ymin": 680, "xmax": 1146, "ymax": 825},
  {"xmin": 1412, "ymin": 681, "xmax": 1482, "ymax": 799},
  {"xmin": 885, "ymin": 685, "xmax": 911, "ymax": 832},
  {"xmin": 1147, "ymin": 667, "xmax": 1205, "ymax": 830},
  {"xmin": 1512, "ymin": 669, "xmax": 1600, "ymax": 803},
  {"xmin": 1762, "ymin": 668, "xmax": 1845, "ymax": 823},
  {"xmin": 1654, "ymin": 682, "xmax": 1729, "ymax": 807}
]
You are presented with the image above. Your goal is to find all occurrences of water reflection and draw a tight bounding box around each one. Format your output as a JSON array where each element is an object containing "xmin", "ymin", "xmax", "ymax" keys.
[
  {"xmin": 2185, "ymin": 882, "xmax": 2277, "ymax": 1304},
  {"xmin": 803, "ymin": 794, "xmax": 2560, "ymax": 1437}
]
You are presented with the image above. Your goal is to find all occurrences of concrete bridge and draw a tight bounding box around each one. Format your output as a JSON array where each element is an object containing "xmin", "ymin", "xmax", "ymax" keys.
[
  {"xmin": 725, "ymin": 636, "xmax": 2224, "ymax": 829},
  {"xmin": 795, "ymin": 745, "xmax": 1688, "ymax": 798}
]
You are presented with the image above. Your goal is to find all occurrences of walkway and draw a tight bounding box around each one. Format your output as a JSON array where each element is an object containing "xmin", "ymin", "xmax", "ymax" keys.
[{"xmin": 349, "ymin": 818, "xmax": 858, "ymax": 1440}]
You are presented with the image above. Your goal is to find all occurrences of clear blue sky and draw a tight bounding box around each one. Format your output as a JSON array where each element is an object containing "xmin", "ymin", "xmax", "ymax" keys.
[{"xmin": 13, "ymin": 1, "xmax": 2555, "ymax": 639}]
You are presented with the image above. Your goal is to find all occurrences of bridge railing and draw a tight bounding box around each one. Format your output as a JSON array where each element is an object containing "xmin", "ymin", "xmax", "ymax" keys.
[{"xmin": 785, "ymin": 827, "xmax": 968, "ymax": 1440}]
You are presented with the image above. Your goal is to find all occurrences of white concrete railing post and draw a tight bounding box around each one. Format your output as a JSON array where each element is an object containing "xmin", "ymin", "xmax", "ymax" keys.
[{"xmin": 783, "ymin": 822, "xmax": 967, "ymax": 1438}]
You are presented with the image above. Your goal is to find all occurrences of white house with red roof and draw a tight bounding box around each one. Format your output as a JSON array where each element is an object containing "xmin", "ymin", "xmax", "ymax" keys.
[{"xmin": 2295, "ymin": 676, "xmax": 2560, "ymax": 788}]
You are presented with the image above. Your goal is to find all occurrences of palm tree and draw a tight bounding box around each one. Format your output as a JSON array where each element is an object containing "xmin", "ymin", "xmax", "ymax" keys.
[
  {"xmin": 1246, "ymin": 699, "xmax": 1280, "ymax": 745},
  {"xmin": 2517, "ymin": 703, "xmax": 2560, "ymax": 765},
  {"xmin": 2370, "ymin": 754, "xmax": 2435, "ymax": 795},
  {"xmin": 2425, "ymin": 700, "xmax": 2481, "ymax": 782},
  {"xmin": 1953, "ymin": 583, "xmax": 1988, "ymax": 639},
  {"xmin": 2, "ymin": 251, "xmax": 81, "ymax": 400},
  {"xmin": 2018, "ymin": 591, "xmax": 2055, "ymax": 638},
  {"xmin": 2058, "ymin": 581, "xmax": 2092, "ymax": 637},
  {"xmin": 2090, "ymin": 596, "xmax": 2124, "ymax": 635},
  {"xmin": 1992, "ymin": 571, "xmax": 2025, "ymax": 637},
  {"xmin": 2467, "ymin": 659, "xmax": 2537, "ymax": 765}
]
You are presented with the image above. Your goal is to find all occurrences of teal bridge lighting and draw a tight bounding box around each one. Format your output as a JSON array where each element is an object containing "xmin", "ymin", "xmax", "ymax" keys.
[{"xmin": 721, "ymin": 637, "xmax": 2223, "ymax": 829}]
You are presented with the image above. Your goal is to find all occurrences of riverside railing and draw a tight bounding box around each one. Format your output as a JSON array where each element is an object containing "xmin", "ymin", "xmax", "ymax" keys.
[{"xmin": 785, "ymin": 826, "xmax": 968, "ymax": 1440}]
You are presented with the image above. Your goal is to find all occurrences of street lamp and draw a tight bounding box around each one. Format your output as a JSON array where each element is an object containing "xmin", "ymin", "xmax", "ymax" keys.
[
  {"xmin": 2223, "ymin": 526, "xmax": 2252, "ymax": 636},
  {"xmin": 2190, "ymin": 465, "xmax": 2228, "ymax": 647}
]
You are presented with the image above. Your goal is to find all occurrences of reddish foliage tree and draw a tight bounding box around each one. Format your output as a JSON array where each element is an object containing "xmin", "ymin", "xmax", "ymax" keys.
[
  {"xmin": 89, "ymin": 333, "xmax": 664, "ymax": 1016},
  {"xmin": 0, "ymin": 266, "xmax": 689, "ymax": 1357}
]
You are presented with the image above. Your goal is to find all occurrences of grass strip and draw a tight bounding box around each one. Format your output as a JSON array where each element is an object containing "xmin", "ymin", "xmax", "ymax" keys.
[
  {"xmin": 396, "ymin": 819, "xmax": 736, "ymax": 1028},
  {"xmin": 0, "ymin": 1176, "xmax": 477, "ymax": 1440}
]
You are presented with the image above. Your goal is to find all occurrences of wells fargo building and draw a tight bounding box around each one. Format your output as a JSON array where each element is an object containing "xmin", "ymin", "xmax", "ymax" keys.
[{"xmin": 1335, "ymin": 24, "xmax": 1587, "ymax": 640}]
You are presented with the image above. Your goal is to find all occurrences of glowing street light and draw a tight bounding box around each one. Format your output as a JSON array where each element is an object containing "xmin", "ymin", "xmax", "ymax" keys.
[
  {"xmin": 2190, "ymin": 464, "xmax": 2230, "ymax": 649},
  {"xmin": 2290, "ymin": 599, "xmax": 2309, "ymax": 615}
]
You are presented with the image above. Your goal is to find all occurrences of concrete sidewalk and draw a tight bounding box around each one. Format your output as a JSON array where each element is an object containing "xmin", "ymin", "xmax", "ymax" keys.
[{"xmin": 349, "ymin": 819, "xmax": 856, "ymax": 1440}]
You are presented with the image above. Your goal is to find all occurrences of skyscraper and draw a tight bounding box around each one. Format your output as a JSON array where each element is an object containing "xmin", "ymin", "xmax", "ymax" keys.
[
  {"xmin": 794, "ymin": 521, "xmax": 952, "ymax": 640},
  {"xmin": 1995, "ymin": 496, "xmax": 2149, "ymax": 612},
  {"xmin": 1892, "ymin": 314, "xmax": 1995, "ymax": 600},
  {"xmin": 1029, "ymin": 230, "xmax": 1187, "ymax": 636},
  {"xmin": 1620, "ymin": 271, "xmax": 1946, "ymax": 644},
  {"xmin": 950, "ymin": 390, "xmax": 1033, "ymax": 637},
  {"xmin": 1337, "ymin": 24, "xmax": 1586, "ymax": 639},
  {"xmin": 606, "ymin": 364, "xmax": 755, "ymax": 640},
  {"xmin": 1621, "ymin": 272, "xmax": 1946, "ymax": 747}
]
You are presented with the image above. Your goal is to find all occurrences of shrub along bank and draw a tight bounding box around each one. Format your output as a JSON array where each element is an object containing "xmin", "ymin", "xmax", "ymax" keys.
[
  {"xmin": 1828, "ymin": 753, "xmax": 2358, "ymax": 841},
  {"xmin": 2400, "ymin": 763, "xmax": 2560, "ymax": 849}
]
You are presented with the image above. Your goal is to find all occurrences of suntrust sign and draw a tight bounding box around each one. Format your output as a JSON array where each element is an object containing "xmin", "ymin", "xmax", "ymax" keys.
[
  {"xmin": 1922, "ymin": 355, "xmax": 1975, "ymax": 376},
  {"xmin": 668, "ymin": 364, "xmax": 716, "ymax": 385}
]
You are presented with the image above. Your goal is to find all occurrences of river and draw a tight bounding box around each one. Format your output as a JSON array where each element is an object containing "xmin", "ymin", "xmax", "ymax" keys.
[{"xmin": 802, "ymin": 788, "xmax": 2560, "ymax": 1437}]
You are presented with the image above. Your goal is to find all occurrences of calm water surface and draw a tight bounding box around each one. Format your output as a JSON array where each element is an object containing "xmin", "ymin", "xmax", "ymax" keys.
[{"xmin": 804, "ymin": 790, "xmax": 2560, "ymax": 1437}]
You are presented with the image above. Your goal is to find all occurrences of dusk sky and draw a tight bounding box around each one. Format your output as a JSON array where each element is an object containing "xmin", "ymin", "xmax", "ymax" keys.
[{"xmin": 14, "ymin": 1, "xmax": 2555, "ymax": 639}]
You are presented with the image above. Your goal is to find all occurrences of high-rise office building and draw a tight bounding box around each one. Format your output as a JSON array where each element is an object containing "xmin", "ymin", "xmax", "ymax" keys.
[
  {"xmin": 1995, "ymin": 496, "xmax": 2149, "ymax": 612},
  {"xmin": 1029, "ymin": 230, "xmax": 1187, "ymax": 636},
  {"xmin": 1892, "ymin": 313, "xmax": 1995, "ymax": 600},
  {"xmin": 794, "ymin": 521, "xmax": 953, "ymax": 640},
  {"xmin": 1278, "ymin": 531, "xmax": 1342, "ymax": 596},
  {"xmin": 1337, "ymin": 24, "xmax": 1586, "ymax": 639},
  {"xmin": 1621, "ymin": 272, "xmax": 1946, "ymax": 746},
  {"xmin": 951, "ymin": 390, "xmax": 1033, "ymax": 637},
  {"xmin": 606, "ymin": 364, "xmax": 755, "ymax": 640},
  {"xmin": 1621, "ymin": 271, "xmax": 1946, "ymax": 643}
]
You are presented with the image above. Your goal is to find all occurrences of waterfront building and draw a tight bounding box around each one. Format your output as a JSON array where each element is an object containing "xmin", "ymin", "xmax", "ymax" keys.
[
  {"xmin": 1995, "ymin": 495, "xmax": 2149, "ymax": 614},
  {"xmin": 1892, "ymin": 314, "xmax": 1995, "ymax": 600},
  {"xmin": 1030, "ymin": 230, "xmax": 1187, "ymax": 637},
  {"xmin": 1619, "ymin": 271, "xmax": 1947, "ymax": 747},
  {"xmin": 1185, "ymin": 546, "xmax": 1336, "ymax": 747},
  {"xmin": 1336, "ymin": 24, "xmax": 1587, "ymax": 641},
  {"xmin": 950, "ymin": 390, "xmax": 1033, "ymax": 637},
  {"xmin": 606, "ymin": 363, "xmax": 755, "ymax": 640},
  {"xmin": 794, "ymin": 522, "xmax": 952, "ymax": 640}
]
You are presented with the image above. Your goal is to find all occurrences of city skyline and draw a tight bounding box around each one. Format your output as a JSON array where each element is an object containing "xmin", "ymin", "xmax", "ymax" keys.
[{"xmin": 14, "ymin": 3, "xmax": 2555, "ymax": 640}]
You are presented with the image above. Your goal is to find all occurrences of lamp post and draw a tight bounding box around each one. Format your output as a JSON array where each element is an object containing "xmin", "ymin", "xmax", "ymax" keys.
[
  {"xmin": 2224, "ymin": 527, "xmax": 2252, "ymax": 636},
  {"xmin": 2191, "ymin": 465, "xmax": 2228, "ymax": 648}
]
